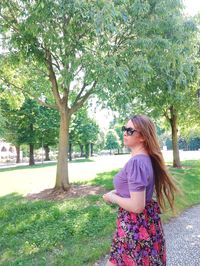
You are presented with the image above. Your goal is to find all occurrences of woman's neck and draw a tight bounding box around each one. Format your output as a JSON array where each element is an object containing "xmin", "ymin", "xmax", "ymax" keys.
[{"xmin": 131, "ymin": 146, "xmax": 148, "ymax": 156}]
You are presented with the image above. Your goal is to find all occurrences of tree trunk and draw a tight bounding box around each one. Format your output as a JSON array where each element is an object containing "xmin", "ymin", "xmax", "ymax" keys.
[
  {"xmin": 44, "ymin": 145, "xmax": 50, "ymax": 161},
  {"xmin": 80, "ymin": 144, "xmax": 84, "ymax": 157},
  {"xmin": 85, "ymin": 143, "xmax": 89, "ymax": 158},
  {"xmin": 69, "ymin": 142, "xmax": 72, "ymax": 161},
  {"xmin": 55, "ymin": 111, "xmax": 70, "ymax": 190},
  {"xmin": 15, "ymin": 145, "xmax": 20, "ymax": 163},
  {"xmin": 90, "ymin": 143, "xmax": 93, "ymax": 156},
  {"xmin": 29, "ymin": 144, "xmax": 35, "ymax": 165},
  {"xmin": 169, "ymin": 106, "xmax": 181, "ymax": 168}
]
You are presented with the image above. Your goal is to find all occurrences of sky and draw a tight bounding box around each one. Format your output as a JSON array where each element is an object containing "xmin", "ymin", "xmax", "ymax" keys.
[{"xmin": 183, "ymin": 0, "xmax": 200, "ymax": 16}]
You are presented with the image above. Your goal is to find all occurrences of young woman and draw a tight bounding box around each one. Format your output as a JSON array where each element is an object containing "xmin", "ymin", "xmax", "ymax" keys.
[{"xmin": 103, "ymin": 115, "xmax": 178, "ymax": 266}]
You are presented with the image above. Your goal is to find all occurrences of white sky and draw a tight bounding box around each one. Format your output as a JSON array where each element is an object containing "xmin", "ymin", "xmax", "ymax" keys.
[{"xmin": 183, "ymin": 0, "xmax": 200, "ymax": 16}]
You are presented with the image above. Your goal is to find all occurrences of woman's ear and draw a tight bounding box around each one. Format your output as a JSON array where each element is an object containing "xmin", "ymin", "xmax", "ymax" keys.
[{"xmin": 138, "ymin": 135, "xmax": 145, "ymax": 143}]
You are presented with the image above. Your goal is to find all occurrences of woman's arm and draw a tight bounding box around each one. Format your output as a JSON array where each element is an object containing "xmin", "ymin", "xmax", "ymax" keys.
[{"xmin": 103, "ymin": 190, "xmax": 146, "ymax": 213}]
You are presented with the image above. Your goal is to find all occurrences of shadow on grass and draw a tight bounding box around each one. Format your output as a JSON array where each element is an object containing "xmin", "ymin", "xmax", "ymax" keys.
[
  {"xmin": 88, "ymin": 169, "xmax": 119, "ymax": 190},
  {"xmin": 70, "ymin": 158, "xmax": 95, "ymax": 163},
  {"xmin": 72, "ymin": 169, "xmax": 119, "ymax": 191},
  {"xmin": 0, "ymin": 158, "xmax": 95, "ymax": 173},
  {"xmin": 0, "ymin": 192, "xmax": 116, "ymax": 266},
  {"xmin": 0, "ymin": 162, "xmax": 57, "ymax": 172}
]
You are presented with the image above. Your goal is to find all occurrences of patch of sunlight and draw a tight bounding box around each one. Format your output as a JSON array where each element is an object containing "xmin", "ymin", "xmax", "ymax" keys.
[
  {"xmin": 75, "ymin": 212, "xmax": 90, "ymax": 234},
  {"xmin": 19, "ymin": 241, "xmax": 39, "ymax": 255},
  {"xmin": 0, "ymin": 249, "xmax": 14, "ymax": 263},
  {"xmin": 186, "ymin": 224, "xmax": 193, "ymax": 229}
]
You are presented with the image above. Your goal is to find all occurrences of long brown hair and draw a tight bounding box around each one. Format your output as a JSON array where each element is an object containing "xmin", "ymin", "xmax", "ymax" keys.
[{"xmin": 131, "ymin": 115, "xmax": 179, "ymax": 211}]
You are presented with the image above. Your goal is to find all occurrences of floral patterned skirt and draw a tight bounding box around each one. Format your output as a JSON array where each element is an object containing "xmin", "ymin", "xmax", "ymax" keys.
[{"xmin": 109, "ymin": 200, "xmax": 166, "ymax": 266}]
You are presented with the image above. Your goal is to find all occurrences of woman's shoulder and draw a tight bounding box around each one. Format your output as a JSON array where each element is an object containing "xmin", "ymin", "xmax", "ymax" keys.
[
  {"xmin": 129, "ymin": 154, "xmax": 151, "ymax": 164},
  {"xmin": 125, "ymin": 154, "xmax": 151, "ymax": 170},
  {"xmin": 125, "ymin": 154, "xmax": 153, "ymax": 177}
]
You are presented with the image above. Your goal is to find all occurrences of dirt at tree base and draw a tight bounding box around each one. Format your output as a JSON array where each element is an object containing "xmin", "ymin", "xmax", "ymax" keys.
[{"xmin": 26, "ymin": 185, "xmax": 108, "ymax": 201}]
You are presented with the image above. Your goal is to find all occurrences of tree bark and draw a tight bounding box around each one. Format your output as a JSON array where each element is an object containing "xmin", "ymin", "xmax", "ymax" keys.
[
  {"xmin": 80, "ymin": 144, "xmax": 84, "ymax": 157},
  {"xmin": 15, "ymin": 145, "xmax": 20, "ymax": 163},
  {"xmin": 44, "ymin": 145, "xmax": 50, "ymax": 161},
  {"xmin": 69, "ymin": 142, "xmax": 72, "ymax": 161},
  {"xmin": 85, "ymin": 143, "xmax": 89, "ymax": 158},
  {"xmin": 90, "ymin": 143, "xmax": 93, "ymax": 156},
  {"xmin": 29, "ymin": 144, "xmax": 35, "ymax": 165},
  {"xmin": 169, "ymin": 106, "xmax": 181, "ymax": 168},
  {"xmin": 55, "ymin": 111, "xmax": 70, "ymax": 190}
]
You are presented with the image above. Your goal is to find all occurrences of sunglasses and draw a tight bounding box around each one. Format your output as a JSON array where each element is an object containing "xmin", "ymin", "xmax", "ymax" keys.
[{"xmin": 122, "ymin": 126, "xmax": 138, "ymax": 136}]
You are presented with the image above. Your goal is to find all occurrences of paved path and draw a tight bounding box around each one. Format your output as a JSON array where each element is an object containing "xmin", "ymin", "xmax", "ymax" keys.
[
  {"xmin": 165, "ymin": 204, "xmax": 200, "ymax": 266},
  {"xmin": 97, "ymin": 204, "xmax": 200, "ymax": 266}
]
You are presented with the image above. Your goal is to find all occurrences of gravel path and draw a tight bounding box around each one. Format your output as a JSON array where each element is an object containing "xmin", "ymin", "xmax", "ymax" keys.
[
  {"xmin": 165, "ymin": 204, "xmax": 200, "ymax": 266},
  {"xmin": 96, "ymin": 204, "xmax": 200, "ymax": 266}
]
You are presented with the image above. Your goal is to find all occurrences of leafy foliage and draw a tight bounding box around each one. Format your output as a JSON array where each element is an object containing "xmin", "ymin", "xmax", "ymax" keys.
[{"xmin": 105, "ymin": 130, "xmax": 120, "ymax": 153}]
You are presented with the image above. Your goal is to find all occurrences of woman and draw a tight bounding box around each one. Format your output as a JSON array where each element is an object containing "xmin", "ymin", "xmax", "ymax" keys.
[{"xmin": 103, "ymin": 115, "xmax": 178, "ymax": 266}]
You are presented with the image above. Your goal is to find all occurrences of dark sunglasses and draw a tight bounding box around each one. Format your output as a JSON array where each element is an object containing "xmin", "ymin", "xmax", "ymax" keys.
[{"xmin": 122, "ymin": 126, "xmax": 138, "ymax": 136}]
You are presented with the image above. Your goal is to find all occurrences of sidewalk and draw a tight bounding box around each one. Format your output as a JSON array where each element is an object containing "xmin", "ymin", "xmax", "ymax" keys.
[{"xmin": 97, "ymin": 204, "xmax": 200, "ymax": 266}]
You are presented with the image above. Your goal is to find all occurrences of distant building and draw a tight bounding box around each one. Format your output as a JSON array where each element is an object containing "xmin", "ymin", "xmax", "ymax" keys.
[{"xmin": 0, "ymin": 139, "xmax": 16, "ymax": 160}]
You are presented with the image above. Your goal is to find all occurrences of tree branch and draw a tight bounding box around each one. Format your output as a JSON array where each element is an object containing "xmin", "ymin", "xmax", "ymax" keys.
[
  {"xmin": 35, "ymin": 98, "xmax": 58, "ymax": 109},
  {"xmin": 45, "ymin": 48, "xmax": 63, "ymax": 109},
  {"xmin": 0, "ymin": 13, "xmax": 19, "ymax": 33},
  {"xmin": 40, "ymin": 43, "xmax": 61, "ymax": 72},
  {"xmin": 70, "ymin": 81, "xmax": 97, "ymax": 114},
  {"xmin": 72, "ymin": 82, "xmax": 89, "ymax": 106},
  {"xmin": 0, "ymin": 75, "xmax": 57, "ymax": 109},
  {"xmin": 164, "ymin": 108, "xmax": 171, "ymax": 123}
]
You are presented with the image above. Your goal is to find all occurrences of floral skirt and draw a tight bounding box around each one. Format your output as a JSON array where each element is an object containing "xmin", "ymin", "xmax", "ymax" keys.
[{"xmin": 109, "ymin": 200, "xmax": 166, "ymax": 266}]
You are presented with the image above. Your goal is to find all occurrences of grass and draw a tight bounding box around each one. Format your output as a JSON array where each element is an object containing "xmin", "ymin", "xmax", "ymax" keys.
[
  {"xmin": 0, "ymin": 160, "xmax": 200, "ymax": 265},
  {"xmin": 0, "ymin": 158, "xmax": 95, "ymax": 196},
  {"xmin": 0, "ymin": 162, "xmax": 57, "ymax": 173},
  {"xmin": 0, "ymin": 158, "xmax": 94, "ymax": 173}
]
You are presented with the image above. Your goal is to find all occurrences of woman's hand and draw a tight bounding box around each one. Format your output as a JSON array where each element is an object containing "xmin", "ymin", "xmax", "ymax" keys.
[
  {"xmin": 103, "ymin": 191, "xmax": 117, "ymax": 204},
  {"xmin": 102, "ymin": 192, "xmax": 112, "ymax": 204}
]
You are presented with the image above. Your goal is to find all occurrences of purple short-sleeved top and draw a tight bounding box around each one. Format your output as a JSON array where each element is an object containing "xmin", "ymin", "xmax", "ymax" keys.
[{"xmin": 113, "ymin": 154, "xmax": 155, "ymax": 202}]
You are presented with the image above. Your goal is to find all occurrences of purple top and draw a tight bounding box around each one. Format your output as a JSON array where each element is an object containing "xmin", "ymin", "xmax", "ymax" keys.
[{"xmin": 113, "ymin": 154, "xmax": 155, "ymax": 202}]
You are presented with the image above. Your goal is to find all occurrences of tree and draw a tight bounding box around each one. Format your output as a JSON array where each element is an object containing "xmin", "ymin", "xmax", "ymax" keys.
[
  {"xmin": 108, "ymin": 118, "xmax": 125, "ymax": 154},
  {"xmin": 142, "ymin": 13, "xmax": 199, "ymax": 167},
  {"xmin": 105, "ymin": 130, "xmax": 120, "ymax": 155},
  {"xmin": 70, "ymin": 107, "xmax": 99, "ymax": 159},
  {"xmin": 0, "ymin": 99, "xmax": 24, "ymax": 163},
  {"xmin": 0, "ymin": 98, "xmax": 59, "ymax": 164},
  {"xmin": 179, "ymin": 126, "xmax": 200, "ymax": 150},
  {"xmin": 0, "ymin": 1, "xmax": 130, "ymax": 189},
  {"xmin": 36, "ymin": 105, "xmax": 59, "ymax": 161},
  {"xmin": 106, "ymin": 0, "xmax": 200, "ymax": 167},
  {"xmin": 16, "ymin": 98, "xmax": 41, "ymax": 165}
]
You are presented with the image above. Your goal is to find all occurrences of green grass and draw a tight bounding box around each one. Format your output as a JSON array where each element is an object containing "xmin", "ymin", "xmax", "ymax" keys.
[
  {"xmin": 0, "ymin": 158, "xmax": 94, "ymax": 173},
  {"xmin": 0, "ymin": 162, "xmax": 57, "ymax": 173},
  {"xmin": 0, "ymin": 158, "xmax": 95, "ymax": 196},
  {"xmin": 161, "ymin": 160, "xmax": 200, "ymax": 221},
  {"xmin": 0, "ymin": 160, "xmax": 200, "ymax": 265}
]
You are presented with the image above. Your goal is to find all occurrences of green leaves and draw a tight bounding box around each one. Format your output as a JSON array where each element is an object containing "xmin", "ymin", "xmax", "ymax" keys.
[
  {"xmin": 70, "ymin": 107, "xmax": 100, "ymax": 146},
  {"xmin": 105, "ymin": 129, "xmax": 120, "ymax": 151}
]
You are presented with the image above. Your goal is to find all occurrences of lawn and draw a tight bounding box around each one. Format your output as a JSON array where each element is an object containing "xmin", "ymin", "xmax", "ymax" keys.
[
  {"xmin": 0, "ymin": 160, "xmax": 200, "ymax": 265},
  {"xmin": 0, "ymin": 159, "xmax": 96, "ymax": 197}
]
